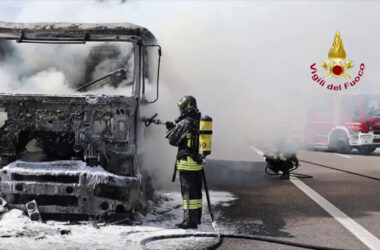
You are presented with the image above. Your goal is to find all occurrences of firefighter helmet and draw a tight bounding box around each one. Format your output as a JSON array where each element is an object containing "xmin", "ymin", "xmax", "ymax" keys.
[{"xmin": 178, "ymin": 96, "xmax": 197, "ymax": 115}]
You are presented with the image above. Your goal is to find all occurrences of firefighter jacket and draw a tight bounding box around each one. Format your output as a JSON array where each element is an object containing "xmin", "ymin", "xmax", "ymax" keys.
[
  {"xmin": 266, "ymin": 152, "xmax": 299, "ymax": 173},
  {"xmin": 167, "ymin": 111, "xmax": 202, "ymax": 171}
]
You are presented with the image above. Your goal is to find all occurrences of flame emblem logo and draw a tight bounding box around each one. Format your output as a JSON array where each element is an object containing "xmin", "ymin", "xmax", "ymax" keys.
[{"xmin": 322, "ymin": 30, "xmax": 354, "ymax": 79}]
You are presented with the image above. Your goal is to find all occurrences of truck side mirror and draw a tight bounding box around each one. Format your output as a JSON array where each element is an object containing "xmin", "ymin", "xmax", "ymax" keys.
[{"xmin": 142, "ymin": 45, "xmax": 162, "ymax": 103}]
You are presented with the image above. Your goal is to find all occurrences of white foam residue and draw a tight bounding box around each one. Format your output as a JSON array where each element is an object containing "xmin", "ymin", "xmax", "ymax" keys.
[
  {"xmin": 0, "ymin": 191, "xmax": 237, "ymax": 250},
  {"xmin": 2, "ymin": 160, "xmax": 135, "ymax": 186},
  {"xmin": 5, "ymin": 160, "xmax": 110, "ymax": 176}
]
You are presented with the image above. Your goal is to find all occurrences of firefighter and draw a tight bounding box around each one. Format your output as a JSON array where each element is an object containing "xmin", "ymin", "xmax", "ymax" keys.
[
  {"xmin": 166, "ymin": 96, "xmax": 203, "ymax": 229},
  {"xmin": 265, "ymin": 139, "xmax": 299, "ymax": 179},
  {"xmin": 265, "ymin": 152, "xmax": 299, "ymax": 179}
]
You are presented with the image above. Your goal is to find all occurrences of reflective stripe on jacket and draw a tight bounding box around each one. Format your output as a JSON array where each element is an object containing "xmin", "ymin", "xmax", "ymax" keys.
[{"xmin": 177, "ymin": 156, "xmax": 203, "ymax": 171}]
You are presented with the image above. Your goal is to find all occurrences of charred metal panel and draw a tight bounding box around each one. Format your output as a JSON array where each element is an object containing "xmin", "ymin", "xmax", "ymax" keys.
[
  {"xmin": 0, "ymin": 94, "xmax": 142, "ymax": 217},
  {"xmin": 0, "ymin": 94, "xmax": 137, "ymax": 175}
]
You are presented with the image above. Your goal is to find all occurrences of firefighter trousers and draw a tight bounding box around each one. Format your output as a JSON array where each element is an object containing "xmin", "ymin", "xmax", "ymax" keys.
[{"xmin": 179, "ymin": 170, "xmax": 203, "ymax": 225}]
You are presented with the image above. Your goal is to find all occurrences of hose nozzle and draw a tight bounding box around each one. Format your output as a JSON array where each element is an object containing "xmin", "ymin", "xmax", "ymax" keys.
[{"xmin": 142, "ymin": 113, "xmax": 165, "ymax": 127}]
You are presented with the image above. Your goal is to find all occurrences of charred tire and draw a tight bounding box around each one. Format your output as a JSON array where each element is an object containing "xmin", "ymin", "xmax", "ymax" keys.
[
  {"xmin": 329, "ymin": 131, "xmax": 351, "ymax": 154},
  {"xmin": 138, "ymin": 170, "xmax": 155, "ymax": 215},
  {"xmin": 0, "ymin": 156, "xmax": 11, "ymax": 168},
  {"xmin": 358, "ymin": 145, "xmax": 376, "ymax": 155}
]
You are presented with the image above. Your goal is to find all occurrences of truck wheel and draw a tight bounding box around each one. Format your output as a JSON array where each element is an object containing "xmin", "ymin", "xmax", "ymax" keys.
[
  {"xmin": 336, "ymin": 137, "xmax": 351, "ymax": 153},
  {"xmin": 358, "ymin": 146, "xmax": 376, "ymax": 155},
  {"xmin": 330, "ymin": 132, "xmax": 351, "ymax": 154},
  {"xmin": 138, "ymin": 170, "xmax": 156, "ymax": 216}
]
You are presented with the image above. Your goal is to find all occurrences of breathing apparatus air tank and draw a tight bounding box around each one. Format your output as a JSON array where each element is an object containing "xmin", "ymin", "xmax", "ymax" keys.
[{"xmin": 199, "ymin": 115, "xmax": 213, "ymax": 157}]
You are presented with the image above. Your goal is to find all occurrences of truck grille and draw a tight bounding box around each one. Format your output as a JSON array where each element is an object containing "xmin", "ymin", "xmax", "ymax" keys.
[
  {"xmin": 0, "ymin": 160, "xmax": 140, "ymax": 218},
  {"xmin": 12, "ymin": 173, "xmax": 79, "ymax": 183},
  {"xmin": 11, "ymin": 194, "xmax": 78, "ymax": 206}
]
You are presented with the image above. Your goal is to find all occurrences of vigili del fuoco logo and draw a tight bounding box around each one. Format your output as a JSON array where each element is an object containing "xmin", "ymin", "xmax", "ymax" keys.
[{"xmin": 310, "ymin": 30, "xmax": 365, "ymax": 91}]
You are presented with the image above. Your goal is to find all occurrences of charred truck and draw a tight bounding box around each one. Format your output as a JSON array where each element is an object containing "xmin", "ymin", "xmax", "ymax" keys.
[{"xmin": 0, "ymin": 22, "xmax": 161, "ymax": 219}]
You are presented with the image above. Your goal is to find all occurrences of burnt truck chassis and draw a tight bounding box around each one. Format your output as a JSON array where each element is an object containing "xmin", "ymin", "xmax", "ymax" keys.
[
  {"xmin": 0, "ymin": 94, "xmax": 140, "ymax": 218},
  {"xmin": 0, "ymin": 22, "xmax": 159, "ymax": 220}
]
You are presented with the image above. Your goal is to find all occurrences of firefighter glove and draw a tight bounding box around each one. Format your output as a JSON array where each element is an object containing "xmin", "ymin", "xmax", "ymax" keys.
[{"xmin": 166, "ymin": 121, "xmax": 175, "ymax": 130}]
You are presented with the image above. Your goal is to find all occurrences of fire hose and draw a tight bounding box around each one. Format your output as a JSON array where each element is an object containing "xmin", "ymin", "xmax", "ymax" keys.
[
  {"xmin": 140, "ymin": 232, "xmax": 343, "ymax": 250},
  {"xmin": 300, "ymin": 159, "xmax": 380, "ymax": 181}
]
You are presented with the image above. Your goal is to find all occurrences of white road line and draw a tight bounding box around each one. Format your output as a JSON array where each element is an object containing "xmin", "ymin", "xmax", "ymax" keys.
[
  {"xmin": 291, "ymin": 177, "xmax": 380, "ymax": 249},
  {"xmin": 248, "ymin": 145, "xmax": 265, "ymax": 158},
  {"xmin": 334, "ymin": 153, "xmax": 352, "ymax": 159}
]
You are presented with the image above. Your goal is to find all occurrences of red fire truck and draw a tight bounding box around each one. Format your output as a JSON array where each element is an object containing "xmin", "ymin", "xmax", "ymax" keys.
[{"xmin": 304, "ymin": 93, "xmax": 380, "ymax": 154}]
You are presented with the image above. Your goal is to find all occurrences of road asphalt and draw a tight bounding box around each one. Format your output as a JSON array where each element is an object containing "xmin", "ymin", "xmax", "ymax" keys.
[{"xmin": 205, "ymin": 148, "xmax": 380, "ymax": 249}]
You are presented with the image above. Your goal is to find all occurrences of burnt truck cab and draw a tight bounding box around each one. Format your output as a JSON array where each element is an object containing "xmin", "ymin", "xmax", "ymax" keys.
[{"xmin": 0, "ymin": 22, "xmax": 161, "ymax": 218}]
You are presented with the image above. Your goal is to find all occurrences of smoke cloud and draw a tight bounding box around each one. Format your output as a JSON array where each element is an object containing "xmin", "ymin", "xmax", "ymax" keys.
[
  {"xmin": 0, "ymin": 1, "xmax": 380, "ymax": 189},
  {"xmin": 0, "ymin": 40, "xmax": 134, "ymax": 94}
]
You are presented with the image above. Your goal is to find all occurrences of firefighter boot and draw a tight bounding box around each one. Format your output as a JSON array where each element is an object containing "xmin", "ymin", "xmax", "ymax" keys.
[{"xmin": 175, "ymin": 221, "xmax": 198, "ymax": 229}]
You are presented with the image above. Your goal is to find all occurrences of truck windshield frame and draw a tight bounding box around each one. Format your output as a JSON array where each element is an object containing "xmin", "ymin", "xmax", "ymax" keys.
[
  {"xmin": 0, "ymin": 39, "xmax": 139, "ymax": 97},
  {"xmin": 0, "ymin": 22, "xmax": 160, "ymax": 99}
]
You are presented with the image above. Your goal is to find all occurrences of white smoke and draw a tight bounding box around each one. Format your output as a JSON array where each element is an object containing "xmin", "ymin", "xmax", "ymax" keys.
[
  {"xmin": 19, "ymin": 67, "xmax": 73, "ymax": 94},
  {"xmin": 0, "ymin": 42, "xmax": 85, "ymax": 93},
  {"xmin": 1, "ymin": 1, "xmax": 380, "ymax": 188},
  {"xmin": 0, "ymin": 40, "xmax": 134, "ymax": 95}
]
